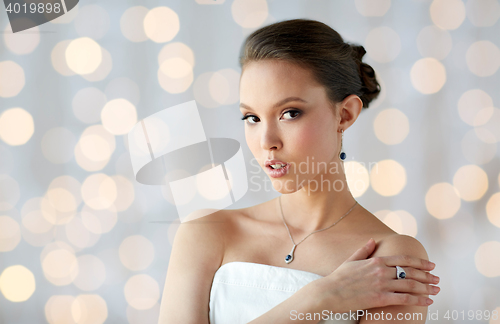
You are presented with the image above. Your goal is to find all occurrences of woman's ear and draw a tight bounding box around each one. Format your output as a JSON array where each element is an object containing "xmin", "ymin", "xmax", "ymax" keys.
[{"xmin": 338, "ymin": 94, "xmax": 362, "ymax": 130}]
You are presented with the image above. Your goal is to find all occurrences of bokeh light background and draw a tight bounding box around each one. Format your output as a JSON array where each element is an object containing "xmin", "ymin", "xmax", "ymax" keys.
[{"xmin": 1, "ymin": 0, "xmax": 500, "ymax": 323}]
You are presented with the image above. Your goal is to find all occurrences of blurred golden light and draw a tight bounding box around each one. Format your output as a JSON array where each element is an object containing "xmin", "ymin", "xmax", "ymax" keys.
[
  {"xmin": 121, "ymin": 6, "xmax": 149, "ymax": 42},
  {"xmin": 373, "ymin": 108, "xmax": 409, "ymax": 145},
  {"xmin": 457, "ymin": 89, "xmax": 494, "ymax": 126},
  {"xmin": 194, "ymin": 72, "xmax": 224, "ymax": 108},
  {"xmin": 65, "ymin": 216, "xmax": 100, "ymax": 250},
  {"xmin": 476, "ymin": 107, "xmax": 500, "ymax": 142},
  {"xmin": 210, "ymin": 69, "xmax": 240, "ymax": 106},
  {"xmin": 416, "ymin": 25, "xmax": 452, "ymax": 60},
  {"xmin": 45, "ymin": 295, "xmax": 76, "ymax": 324},
  {"xmin": 41, "ymin": 248, "xmax": 79, "ymax": 286},
  {"xmin": 81, "ymin": 47, "xmax": 113, "ymax": 82},
  {"xmin": 231, "ymin": 0, "xmax": 268, "ymax": 28},
  {"xmin": 101, "ymin": 98, "xmax": 138, "ymax": 135},
  {"xmin": 410, "ymin": 58, "xmax": 446, "ymax": 94},
  {"xmin": 453, "ymin": 164, "xmax": 488, "ymax": 201},
  {"xmin": 157, "ymin": 63, "xmax": 193, "ymax": 94},
  {"xmin": 382, "ymin": 210, "xmax": 418, "ymax": 237},
  {"xmin": 74, "ymin": 143, "xmax": 111, "ymax": 172},
  {"xmin": 0, "ymin": 215, "xmax": 21, "ymax": 251},
  {"xmin": 466, "ymin": 40, "xmax": 500, "ymax": 77},
  {"xmin": 0, "ymin": 265, "xmax": 36, "ymax": 302},
  {"xmin": 65, "ymin": 37, "xmax": 103, "ymax": 75},
  {"xmin": 46, "ymin": 188, "xmax": 77, "ymax": 213},
  {"xmin": 354, "ymin": 0, "xmax": 391, "ymax": 16},
  {"xmin": 160, "ymin": 57, "xmax": 192, "ymax": 79},
  {"xmin": 0, "ymin": 107, "xmax": 34, "ymax": 145},
  {"xmin": 158, "ymin": 42, "xmax": 195, "ymax": 69},
  {"xmin": 430, "ymin": 0, "xmax": 466, "ymax": 30},
  {"xmin": 51, "ymin": 40, "xmax": 76, "ymax": 76},
  {"xmin": 124, "ymin": 274, "xmax": 160, "ymax": 310},
  {"xmin": 3, "ymin": 24, "xmax": 40, "ymax": 54},
  {"xmin": 143, "ymin": 7, "xmax": 180, "ymax": 43},
  {"xmin": 22, "ymin": 202, "xmax": 54, "ymax": 234},
  {"xmin": 365, "ymin": 26, "xmax": 401, "ymax": 63},
  {"xmin": 475, "ymin": 241, "xmax": 500, "ymax": 277},
  {"xmin": 20, "ymin": 225, "xmax": 56, "ymax": 248},
  {"xmin": 78, "ymin": 124, "xmax": 116, "ymax": 163},
  {"xmin": 486, "ymin": 192, "xmax": 500, "ymax": 228},
  {"xmin": 81, "ymin": 204, "xmax": 117, "ymax": 234},
  {"xmin": 110, "ymin": 175, "xmax": 135, "ymax": 212},
  {"xmin": 119, "ymin": 235, "xmax": 155, "ymax": 271},
  {"xmin": 40, "ymin": 175, "xmax": 82, "ymax": 225},
  {"xmin": 425, "ymin": 182, "xmax": 461, "ymax": 219},
  {"xmin": 0, "ymin": 61, "xmax": 25, "ymax": 97},
  {"xmin": 81, "ymin": 173, "xmax": 117, "ymax": 210},
  {"xmin": 465, "ymin": 0, "xmax": 500, "ymax": 27},
  {"xmin": 208, "ymin": 71, "xmax": 230, "ymax": 105},
  {"xmin": 344, "ymin": 161, "xmax": 370, "ymax": 198},
  {"xmin": 71, "ymin": 294, "xmax": 108, "ymax": 324},
  {"xmin": 370, "ymin": 160, "xmax": 407, "ymax": 196}
]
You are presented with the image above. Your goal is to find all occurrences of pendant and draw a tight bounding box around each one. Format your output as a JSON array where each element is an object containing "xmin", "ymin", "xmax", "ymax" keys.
[{"xmin": 285, "ymin": 245, "xmax": 296, "ymax": 264}]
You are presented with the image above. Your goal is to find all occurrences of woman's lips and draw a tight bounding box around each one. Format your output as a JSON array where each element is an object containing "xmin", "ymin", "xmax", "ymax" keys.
[{"xmin": 266, "ymin": 163, "xmax": 290, "ymax": 178}]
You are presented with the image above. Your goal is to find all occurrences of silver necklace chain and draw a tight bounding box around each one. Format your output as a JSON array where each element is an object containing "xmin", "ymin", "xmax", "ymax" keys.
[{"xmin": 279, "ymin": 195, "xmax": 358, "ymax": 263}]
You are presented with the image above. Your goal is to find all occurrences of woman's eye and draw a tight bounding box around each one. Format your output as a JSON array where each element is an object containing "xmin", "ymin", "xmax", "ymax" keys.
[
  {"xmin": 282, "ymin": 110, "xmax": 300, "ymax": 120},
  {"xmin": 241, "ymin": 110, "xmax": 300, "ymax": 124},
  {"xmin": 241, "ymin": 115, "xmax": 259, "ymax": 124}
]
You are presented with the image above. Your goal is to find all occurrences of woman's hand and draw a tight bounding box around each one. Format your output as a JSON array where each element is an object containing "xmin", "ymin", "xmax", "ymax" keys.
[{"xmin": 313, "ymin": 238, "xmax": 440, "ymax": 314}]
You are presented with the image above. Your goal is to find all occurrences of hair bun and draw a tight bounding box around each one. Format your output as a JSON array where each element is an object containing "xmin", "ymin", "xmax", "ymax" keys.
[
  {"xmin": 350, "ymin": 44, "xmax": 380, "ymax": 108},
  {"xmin": 351, "ymin": 44, "xmax": 367, "ymax": 62}
]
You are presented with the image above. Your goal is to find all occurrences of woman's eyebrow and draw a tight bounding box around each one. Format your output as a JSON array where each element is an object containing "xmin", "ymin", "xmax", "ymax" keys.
[{"xmin": 239, "ymin": 97, "xmax": 308, "ymax": 111}]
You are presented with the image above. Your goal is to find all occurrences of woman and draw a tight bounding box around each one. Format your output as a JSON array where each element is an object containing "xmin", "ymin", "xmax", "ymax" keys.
[{"xmin": 159, "ymin": 19, "xmax": 440, "ymax": 324}]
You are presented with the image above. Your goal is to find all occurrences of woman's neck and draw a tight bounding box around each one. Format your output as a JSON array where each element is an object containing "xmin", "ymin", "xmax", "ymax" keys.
[{"xmin": 277, "ymin": 169, "xmax": 358, "ymax": 233}]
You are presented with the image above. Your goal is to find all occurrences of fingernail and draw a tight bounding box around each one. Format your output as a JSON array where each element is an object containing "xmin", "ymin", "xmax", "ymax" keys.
[
  {"xmin": 368, "ymin": 238, "xmax": 374, "ymax": 244},
  {"xmin": 429, "ymin": 261, "xmax": 435, "ymax": 268},
  {"xmin": 432, "ymin": 286, "xmax": 440, "ymax": 294},
  {"xmin": 433, "ymin": 276, "xmax": 440, "ymax": 284},
  {"xmin": 426, "ymin": 298, "xmax": 433, "ymax": 305}
]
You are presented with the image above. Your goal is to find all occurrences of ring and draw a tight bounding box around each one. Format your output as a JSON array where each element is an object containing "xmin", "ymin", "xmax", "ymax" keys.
[{"xmin": 396, "ymin": 266, "xmax": 406, "ymax": 279}]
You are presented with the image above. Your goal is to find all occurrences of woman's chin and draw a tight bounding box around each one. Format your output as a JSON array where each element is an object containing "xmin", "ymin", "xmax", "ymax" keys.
[{"xmin": 270, "ymin": 180, "xmax": 297, "ymax": 194}]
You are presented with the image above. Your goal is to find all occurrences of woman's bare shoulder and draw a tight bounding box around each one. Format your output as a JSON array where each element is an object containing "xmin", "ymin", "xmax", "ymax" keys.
[
  {"xmin": 175, "ymin": 207, "xmax": 247, "ymax": 252},
  {"xmin": 371, "ymin": 233, "xmax": 429, "ymax": 261}
]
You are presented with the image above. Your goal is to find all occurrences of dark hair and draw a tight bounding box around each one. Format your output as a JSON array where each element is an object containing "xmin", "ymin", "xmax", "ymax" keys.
[{"xmin": 239, "ymin": 19, "xmax": 381, "ymax": 109}]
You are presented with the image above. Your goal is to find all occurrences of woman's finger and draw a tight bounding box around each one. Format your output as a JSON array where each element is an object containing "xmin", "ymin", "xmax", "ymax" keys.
[
  {"xmin": 382, "ymin": 255, "xmax": 435, "ymax": 270},
  {"xmin": 396, "ymin": 267, "xmax": 440, "ymax": 284},
  {"xmin": 383, "ymin": 292, "xmax": 434, "ymax": 307},
  {"xmin": 388, "ymin": 278, "xmax": 440, "ymax": 295}
]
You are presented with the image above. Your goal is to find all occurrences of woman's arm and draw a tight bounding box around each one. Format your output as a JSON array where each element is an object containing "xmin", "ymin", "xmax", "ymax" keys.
[
  {"xmin": 158, "ymin": 212, "xmax": 226, "ymax": 324},
  {"xmin": 248, "ymin": 237, "xmax": 437, "ymax": 324},
  {"xmin": 358, "ymin": 234, "xmax": 434, "ymax": 324}
]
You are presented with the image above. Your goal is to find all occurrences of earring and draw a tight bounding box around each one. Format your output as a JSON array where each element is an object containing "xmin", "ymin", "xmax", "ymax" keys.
[{"xmin": 339, "ymin": 129, "xmax": 346, "ymax": 161}]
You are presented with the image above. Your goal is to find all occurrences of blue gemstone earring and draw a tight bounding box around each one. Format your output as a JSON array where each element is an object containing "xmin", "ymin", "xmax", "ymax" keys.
[{"xmin": 339, "ymin": 129, "xmax": 346, "ymax": 161}]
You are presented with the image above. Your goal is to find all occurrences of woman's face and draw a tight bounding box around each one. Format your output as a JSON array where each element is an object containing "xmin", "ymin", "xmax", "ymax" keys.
[{"xmin": 239, "ymin": 59, "xmax": 343, "ymax": 193}]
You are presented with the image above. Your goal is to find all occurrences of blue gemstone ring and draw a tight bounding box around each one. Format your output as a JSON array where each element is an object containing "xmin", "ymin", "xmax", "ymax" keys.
[{"xmin": 396, "ymin": 266, "xmax": 406, "ymax": 279}]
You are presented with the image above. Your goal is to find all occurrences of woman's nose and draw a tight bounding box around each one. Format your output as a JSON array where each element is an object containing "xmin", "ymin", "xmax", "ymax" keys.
[{"xmin": 260, "ymin": 126, "xmax": 282, "ymax": 151}]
